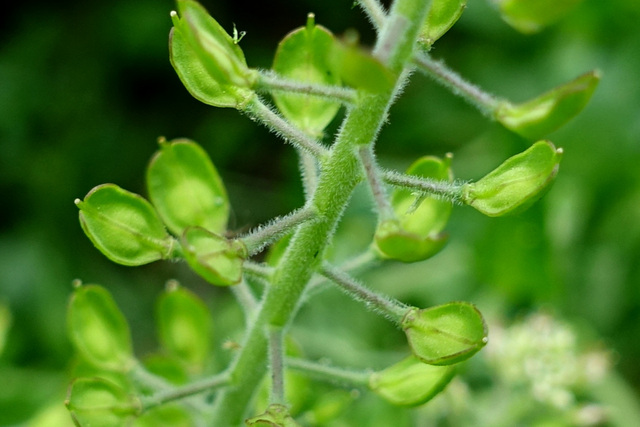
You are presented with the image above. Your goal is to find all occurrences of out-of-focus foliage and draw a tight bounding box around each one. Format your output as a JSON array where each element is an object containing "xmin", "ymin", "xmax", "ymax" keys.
[{"xmin": 1, "ymin": 0, "xmax": 640, "ymax": 424}]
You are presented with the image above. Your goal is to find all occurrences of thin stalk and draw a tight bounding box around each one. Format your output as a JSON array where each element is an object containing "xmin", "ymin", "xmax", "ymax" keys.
[
  {"xmin": 242, "ymin": 261, "xmax": 274, "ymax": 280},
  {"xmin": 268, "ymin": 327, "xmax": 285, "ymax": 404},
  {"xmin": 286, "ymin": 357, "xmax": 371, "ymax": 387},
  {"xmin": 140, "ymin": 371, "xmax": 231, "ymax": 412},
  {"xmin": 243, "ymin": 97, "xmax": 330, "ymax": 159},
  {"xmin": 209, "ymin": 1, "xmax": 432, "ymax": 424},
  {"xmin": 357, "ymin": 0, "xmax": 387, "ymax": 30},
  {"xmin": 383, "ymin": 169, "xmax": 465, "ymax": 203},
  {"xmin": 298, "ymin": 150, "xmax": 320, "ymax": 200},
  {"xmin": 413, "ymin": 52, "xmax": 502, "ymax": 116},
  {"xmin": 240, "ymin": 206, "xmax": 317, "ymax": 256},
  {"xmin": 321, "ymin": 262, "xmax": 408, "ymax": 325},
  {"xmin": 359, "ymin": 145, "xmax": 395, "ymax": 221},
  {"xmin": 230, "ymin": 279, "xmax": 259, "ymax": 316},
  {"xmin": 257, "ymin": 71, "xmax": 357, "ymax": 104}
]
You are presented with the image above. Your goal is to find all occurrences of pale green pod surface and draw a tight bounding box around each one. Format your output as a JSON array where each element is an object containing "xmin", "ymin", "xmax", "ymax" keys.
[
  {"xmin": 462, "ymin": 140, "xmax": 563, "ymax": 217},
  {"xmin": 494, "ymin": 0, "xmax": 584, "ymax": 34},
  {"xmin": 246, "ymin": 404, "xmax": 302, "ymax": 427},
  {"xmin": 169, "ymin": 0, "xmax": 257, "ymax": 108},
  {"xmin": 132, "ymin": 405, "xmax": 193, "ymax": 427},
  {"xmin": 272, "ymin": 14, "xmax": 341, "ymax": 138},
  {"xmin": 495, "ymin": 70, "xmax": 600, "ymax": 140},
  {"xmin": 375, "ymin": 156, "xmax": 452, "ymax": 263},
  {"xmin": 182, "ymin": 227, "xmax": 247, "ymax": 286},
  {"xmin": 420, "ymin": 0, "xmax": 467, "ymax": 46},
  {"xmin": 402, "ymin": 302, "xmax": 488, "ymax": 365},
  {"xmin": 147, "ymin": 138, "xmax": 229, "ymax": 236},
  {"xmin": 156, "ymin": 285, "xmax": 212, "ymax": 372},
  {"xmin": 65, "ymin": 377, "xmax": 139, "ymax": 427},
  {"xmin": 76, "ymin": 184, "xmax": 174, "ymax": 266},
  {"xmin": 67, "ymin": 285, "xmax": 134, "ymax": 372},
  {"xmin": 369, "ymin": 356, "xmax": 455, "ymax": 406},
  {"xmin": 329, "ymin": 38, "xmax": 394, "ymax": 93}
]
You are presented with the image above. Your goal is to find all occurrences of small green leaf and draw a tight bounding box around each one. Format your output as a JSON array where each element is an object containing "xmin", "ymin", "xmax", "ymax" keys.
[
  {"xmin": 67, "ymin": 285, "xmax": 134, "ymax": 372},
  {"xmin": 329, "ymin": 35, "xmax": 394, "ymax": 93},
  {"xmin": 156, "ymin": 284, "xmax": 212, "ymax": 372},
  {"xmin": 495, "ymin": 70, "xmax": 600, "ymax": 139},
  {"xmin": 246, "ymin": 404, "xmax": 302, "ymax": 427},
  {"xmin": 182, "ymin": 227, "xmax": 247, "ymax": 286},
  {"xmin": 369, "ymin": 356, "xmax": 455, "ymax": 406},
  {"xmin": 65, "ymin": 377, "xmax": 140, "ymax": 427},
  {"xmin": 169, "ymin": 0, "xmax": 257, "ymax": 108},
  {"xmin": 494, "ymin": 0, "xmax": 584, "ymax": 34},
  {"xmin": 147, "ymin": 138, "xmax": 229, "ymax": 236},
  {"xmin": 462, "ymin": 140, "xmax": 563, "ymax": 216},
  {"xmin": 374, "ymin": 156, "xmax": 453, "ymax": 262},
  {"xmin": 420, "ymin": 0, "xmax": 467, "ymax": 47},
  {"xmin": 76, "ymin": 184, "xmax": 174, "ymax": 266},
  {"xmin": 272, "ymin": 14, "xmax": 341, "ymax": 138},
  {"xmin": 402, "ymin": 302, "xmax": 488, "ymax": 365}
]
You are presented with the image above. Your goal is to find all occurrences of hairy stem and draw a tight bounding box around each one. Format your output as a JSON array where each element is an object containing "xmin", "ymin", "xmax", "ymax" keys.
[
  {"xmin": 359, "ymin": 145, "xmax": 395, "ymax": 221},
  {"xmin": 286, "ymin": 357, "xmax": 371, "ymax": 387},
  {"xmin": 383, "ymin": 169, "xmax": 464, "ymax": 203},
  {"xmin": 257, "ymin": 71, "xmax": 357, "ymax": 104},
  {"xmin": 357, "ymin": 0, "xmax": 387, "ymax": 30}
]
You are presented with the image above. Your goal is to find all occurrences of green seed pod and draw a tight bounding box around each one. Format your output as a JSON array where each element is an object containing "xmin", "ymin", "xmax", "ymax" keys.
[
  {"xmin": 462, "ymin": 140, "xmax": 563, "ymax": 217},
  {"xmin": 147, "ymin": 138, "xmax": 229, "ymax": 236},
  {"xmin": 374, "ymin": 156, "xmax": 452, "ymax": 262},
  {"xmin": 156, "ymin": 283, "xmax": 212, "ymax": 373},
  {"xmin": 132, "ymin": 404, "xmax": 193, "ymax": 427},
  {"xmin": 369, "ymin": 356, "xmax": 455, "ymax": 406},
  {"xmin": 67, "ymin": 285, "xmax": 134, "ymax": 372},
  {"xmin": 420, "ymin": 0, "xmax": 467, "ymax": 47},
  {"xmin": 493, "ymin": 0, "xmax": 584, "ymax": 34},
  {"xmin": 169, "ymin": 0, "xmax": 257, "ymax": 108},
  {"xmin": 182, "ymin": 227, "xmax": 247, "ymax": 286},
  {"xmin": 329, "ymin": 35, "xmax": 394, "ymax": 93},
  {"xmin": 402, "ymin": 302, "xmax": 488, "ymax": 365},
  {"xmin": 495, "ymin": 70, "xmax": 601, "ymax": 140},
  {"xmin": 272, "ymin": 14, "xmax": 341, "ymax": 138},
  {"xmin": 65, "ymin": 377, "xmax": 140, "ymax": 426},
  {"xmin": 245, "ymin": 404, "xmax": 302, "ymax": 427},
  {"xmin": 76, "ymin": 184, "xmax": 175, "ymax": 266}
]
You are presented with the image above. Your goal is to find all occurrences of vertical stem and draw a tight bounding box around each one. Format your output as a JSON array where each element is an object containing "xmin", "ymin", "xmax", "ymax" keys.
[
  {"xmin": 359, "ymin": 145, "xmax": 395, "ymax": 221},
  {"xmin": 268, "ymin": 327, "xmax": 285, "ymax": 404},
  {"xmin": 209, "ymin": 0, "xmax": 432, "ymax": 424}
]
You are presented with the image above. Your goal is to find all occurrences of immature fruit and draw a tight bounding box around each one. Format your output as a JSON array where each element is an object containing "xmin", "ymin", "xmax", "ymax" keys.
[
  {"xmin": 420, "ymin": 0, "xmax": 467, "ymax": 47},
  {"xmin": 66, "ymin": 377, "xmax": 140, "ymax": 426},
  {"xmin": 494, "ymin": 0, "xmax": 584, "ymax": 34}
]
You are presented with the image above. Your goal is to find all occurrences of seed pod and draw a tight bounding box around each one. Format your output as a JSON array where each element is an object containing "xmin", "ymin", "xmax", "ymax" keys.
[
  {"xmin": 462, "ymin": 140, "xmax": 563, "ymax": 217},
  {"xmin": 156, "ymin": 284, "xmax": 212, "ymax": 372},
  {"xmin": 181, "ymin": 227, "xmax": 246, "ymax": 286},
  {"xmin": 272, "ymin": 14, "xmax": 341, "ymax": 138},
  {"xmin": 369, "ymin": 356, "xmax": 455, "ymax": 406},
  {"xmin": 245, "ymin": 404, "xmax": 302, "ymax": 427},
  {"xmin": 67, "ymin": 285, "xmax": 134, "ymax": 372},
  {"xmin": 76, "ymin": 184, "xmax": 174, "ymax": 266},
  {"xmin": 402, "ymin": 302, "xmax": 488, "ymax": 365},
  {"xmin": 495, "ymin": 70, "xmax": 600, "ymax": 140},
  {"xmin": 420, "ymin": 0, "xmax": 467, "ymax": 47},
  {"xmin": 374, "ymin": 156, "xmax": 452, "ymax": 262},
  {"xmin": 147, "ymin": 138, "xmax": 229, "ymax": 236},
  {"xmin": 493, "ymin": 0, "xmax": 584, "ymax": 34},
  {"xmin": 65, "ymin": 377, "xmax": 140, "ymax": 426},
  {"xmin": 169, "ymin": 0, "xmax": 258, "ymax": 108}
]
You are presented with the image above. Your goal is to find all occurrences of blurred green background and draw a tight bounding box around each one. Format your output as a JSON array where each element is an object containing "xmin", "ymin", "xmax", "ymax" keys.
[{"xmin": 1, "ymin": 0, "xmax": 640, "ymax": 425}]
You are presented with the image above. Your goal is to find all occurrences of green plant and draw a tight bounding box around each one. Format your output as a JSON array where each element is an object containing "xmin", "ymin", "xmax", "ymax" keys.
[{"xmin": 68, "ymin": 0, "xmax": 599, "ymax": 425}]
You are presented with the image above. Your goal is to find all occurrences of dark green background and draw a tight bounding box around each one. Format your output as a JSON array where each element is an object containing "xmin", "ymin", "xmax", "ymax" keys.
[{"xmin": 1, "ymin": 0, "xmax": 639, "ymax": 424}]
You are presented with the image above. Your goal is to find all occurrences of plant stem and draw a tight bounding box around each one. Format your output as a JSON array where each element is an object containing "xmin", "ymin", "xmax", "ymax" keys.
[
  {"xmin": 257, "ymin": 71, "xmax": 357, "ymax": 104},
  {"xmin": 413, "ymin": 52, "xmax": 502, "ymax": 116},
  {"xmin": 268, "ymin": 327, "xmax": 285, "ymax": 404},
  {"xmin": 139, "ymin": 371, "xmax": 231, "ymax": 411},
  {"xmin": 286, "ymin": 357, "xmax": 371, "ymax": 387},
  {"xmin": 383, "ymin": 169, "xmax": 464, "ymax": 203},
  {"xmin": 243, "ymin": 97, "xmax": 330, "ymax": 159},
  {"xmin": 240, "ymin": 206, "xmax": 317, "ymax": 256},
  {"xmin": 357, "ymin": 0, "xmax": 387, "ymax": 30},
  {"xmin": 209, "ymin": 1, "xmax": 432, "ymax": 424},
  {"xmin": 320, "ymin": 262, "xmax": 408, "ymax": 325},
  {"xmin": 359, "ymin": 145, "xmax": 395, "ymax": 221},
  {"xmin": 230, "ymin": 280, "xmax": 259, "ymax": 317}
]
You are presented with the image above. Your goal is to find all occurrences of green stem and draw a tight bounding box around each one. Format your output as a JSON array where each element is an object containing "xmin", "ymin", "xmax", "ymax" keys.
[
  {"xmin": 209, "ymin": 1, "xmax": 431, "ymax": 424},
  {"xmin": 357, "ymin": 0, "xmax": 387, "ymax": 30},
  {"xmin": 230, "ymin": 280, "xmax": 259, "ymax": 317},
  {"xmin": 240, "ymin": 206, "xmax": 317, "ymax": 255},
  {"xmin": 413, "ymin": 52, "xmax": 502, "ymax": 116},
  {"xmin": 257, "ymin": 71, "xmax": 357, "ymax": 104},
  {"xmin": 383, "ymin": 169, "xmax": 464, "ymax": 203},
  {"xmin": 359, "ymin": 145, "xmax": 395, "ymax": 221},
  {"xmin": 286, "ymin": 357, "xmax": 371, "ymax": 387},
  {"xmin": 139, "ymin": 371, "xmax": 231, "ymax": 412},
  {"xmin": 243, "ymin": 97, "xmax": 330, "ymax": 159},
  {"xmin": 268, "ymin": 327, "xmax": 285, "ymax": 404},
  {"xmin": 320, "ymin": 262, "xmax": 408, "ymax": 325}
]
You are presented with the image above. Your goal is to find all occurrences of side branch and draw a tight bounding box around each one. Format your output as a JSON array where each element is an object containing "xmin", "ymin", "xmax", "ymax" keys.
[
  {"xmin": 257, "ymin": 71, "xmax": 357, "ymax": 105},
  {"xmin": 383, "ymin": 169, "xmax": 465, "ymax": 204}
]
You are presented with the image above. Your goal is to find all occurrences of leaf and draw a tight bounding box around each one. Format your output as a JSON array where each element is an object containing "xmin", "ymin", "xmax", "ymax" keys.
[
  {"xmin": 147, "ymin": 138, "xmax": 229, "ymax": 236},
  {"xmin": 272, "ymin": 14, "xmax": 342, "ymax": 138},
  {"xmin": 65, "ymin": 377, "xmax": 139, "ymax": 427},
  {"xmin": 420, "ymin": 0, "xmax": 467, "ymax": 47},
  {"xmin": 495, "ymin": 70, "xmax": 601, "ymax": 139},
  {"xmin": 76, "ymin": 184, "xmax": 174, "ymax": 266},
  {"xmin": 181, "ymin": 227, "xmax": 246, "ymax": 286},
  {"xmin": 369, "ymin": 356, "xmax": 455, "ymax": 406},
  {"xmin": 461, "ymin": 140, "xmax": 563, "ymax": 216},
  {"xmin": 402, "ymin": 302, "xmax": 488, "ymax": 365},
  {"xmin": 494, "ymin": 0, "xmax": 584, "ymax": 34},
  {"xmin": 67, "ymin": 285, "xmax": 134, "ymax": 372}
]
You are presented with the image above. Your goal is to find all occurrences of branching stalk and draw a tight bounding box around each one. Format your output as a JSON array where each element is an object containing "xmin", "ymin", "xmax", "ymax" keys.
[
  {"xmin": 140, "ymin": 371, "xmax": 231, "ymax": 412},
  {"xmin": 257, "ymin": 71, "xmax": 357, "ymax": 104},
  {"xmin": 286, "ymin": 357, "xmax": 371, "ymax": 387},
  {"xmin": 383, "ymin": 169, "xmax": 465, "ymax": 203},
  {"xmin": 359, "ymin": 145, "xmax": 395, "ymax": 221},
  {"xmin": 357, "ymin": 0, "xmax": 387, "ymax": 31},
  {"xmin": 268, "ymin": 327, "xmax": 285, "ymax": 404}
]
